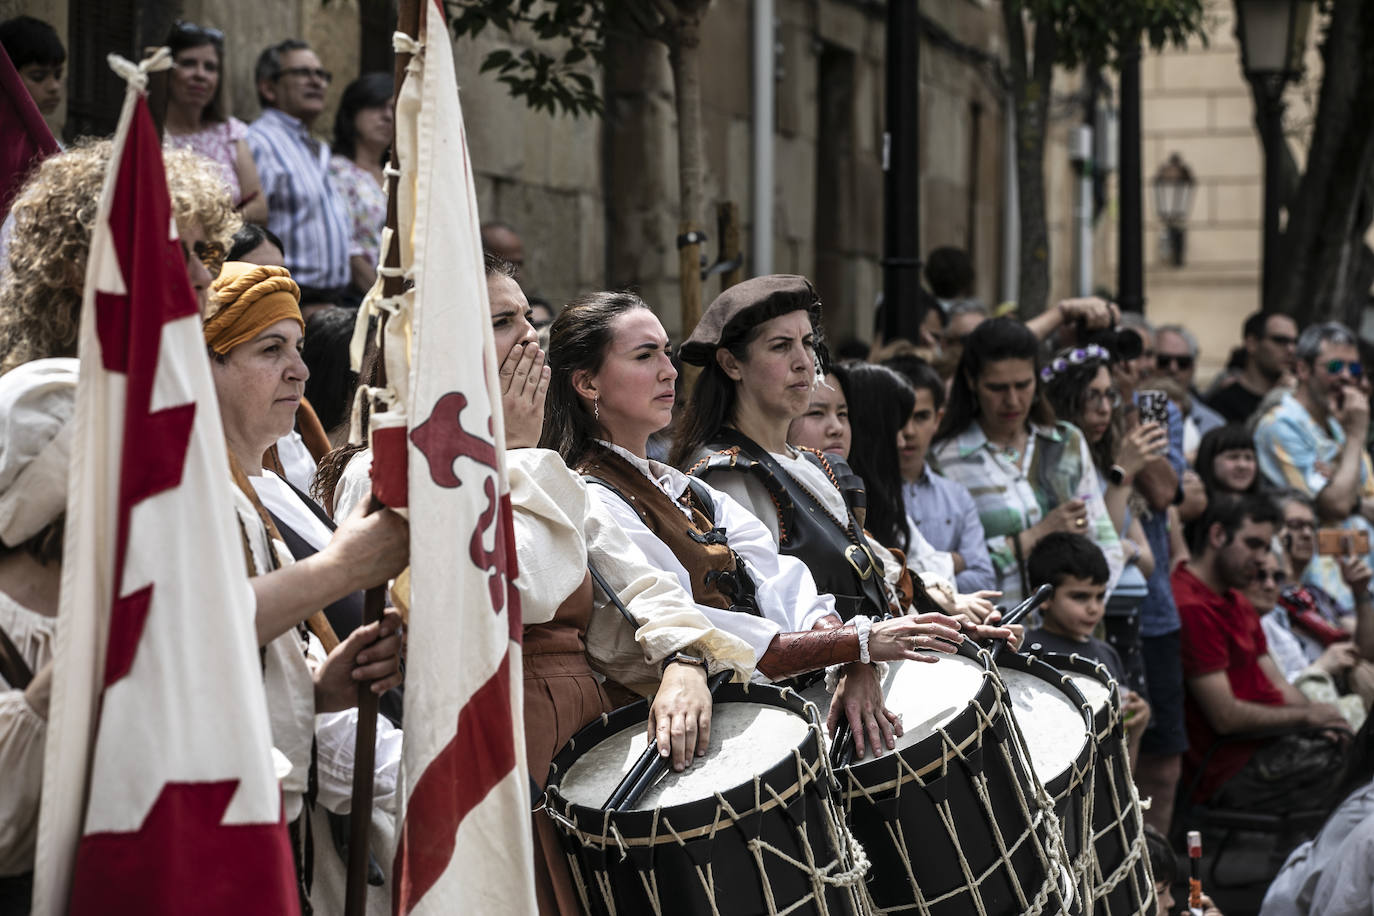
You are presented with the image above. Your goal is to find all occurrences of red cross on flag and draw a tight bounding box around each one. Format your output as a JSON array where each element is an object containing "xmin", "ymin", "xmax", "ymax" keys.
[{"xmin": 30, "ymin": 52, "xmax": 298, "ymax": 915}]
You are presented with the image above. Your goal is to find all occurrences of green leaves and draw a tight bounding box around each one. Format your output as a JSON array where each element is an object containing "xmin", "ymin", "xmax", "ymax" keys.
[{"xmin": 1022, "ymin": 0, "xmax": 1209, "ymax": 71}]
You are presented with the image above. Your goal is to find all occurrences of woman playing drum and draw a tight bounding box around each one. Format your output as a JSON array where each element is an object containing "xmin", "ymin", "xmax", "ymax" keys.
[{"xmin": 542, "ymin": 291, "xmax": 994, "ymax": 762}]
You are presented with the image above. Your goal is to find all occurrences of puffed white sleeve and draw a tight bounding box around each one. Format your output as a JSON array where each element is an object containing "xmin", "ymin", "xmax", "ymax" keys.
[
  {"xmin": 506, "ymin": 449, "xmax": 592, "ymax": 626},
  {"xmin": 587, "ymin": 483, "xmax": 782, "ymax": 668},
  {"xmin": 0, "ymin": 690, "xmax": 44, "ymax": 874},
  {"xmin": 903, "ymin": 519, "xmax": 957, "ymax": 582},
  {"xmin": 709, "ymin": 484, "xmax": 839, "ymax": 632}
]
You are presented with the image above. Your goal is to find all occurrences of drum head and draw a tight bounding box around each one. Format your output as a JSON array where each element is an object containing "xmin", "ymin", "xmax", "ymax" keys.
[
  {"xmin": 880, "ymin": 654, "xmax": 987, "ymax": 754},
  {"xmin": 999, "ymin": 665, "xmax": 1090, "ymax": 787},
  {"xmin": 558, "ymin": 702, "xmax": 810, "ymax": 810},
  {"xmin": 1068, "ymin": 670, "xmax": 1111, "ymax": 713}
]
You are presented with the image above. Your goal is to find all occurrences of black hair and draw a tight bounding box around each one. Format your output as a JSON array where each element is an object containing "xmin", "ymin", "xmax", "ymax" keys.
[
  {"xmin": 540, "ymin": 290, "xmax": 653, "ymax": 467},
  {"xmin": 1143, "ymin": 825, "xmax": 1177, "ymax": 887},
  {"xmin": 1186, "ymin": 491, "xmax": 1281, "ymax": 556},
  {"xmin": 226, "ymin": 223, "xmax": 286, "ymax": 262},
  {"xmin": 1027, "ymin": 532, "xmax": 1109, "ymax": 591},
  {"xmin": 254, "ymin": 38, "xmax": 310, "ymax": 108},
  {"xmin": 884, "ymin": 353, "xmax": 945, "ymax": 411},
  {"xmin": 839, "ymin": 363, "xmax": 915, "ymax": 553},
  {"xmin": 302, "ymin": 308, "xmax": 360, "ymax": 436},
  {"xmin": 933, "ymin": 317, "xmax": 1054, "ymax": 446},
  {"xmin": 1195, "ymin": 423, "xmax": 1260, "ymax": 497},
  {"xmin": 0, "ymin": 16, "xmax": 65, "ymax": 70},
  {"xmin": 1041, "ymin": 347, "xmax": 1116, "ymax": 474},
  {"xmin": 669, "ymin": 297, "xmax": 825, "ymax": 469},
  {"xmin": 333, "ymin": 72, "xmax": 393, "ymax": 161},
  {"xmin": 833, "ymin": 337, "xmax": 870, "ymax": 362},
  {"xmin": 0, "ymin": 515, "xmax": 64, "ymax": 566},
  {"xmin": 925, "ymin": 246, "xmax": 975, "ymax": 299},
  {"xmin": 164, "ymin": 22, "xmax": 226, "ymax": 122},
  {"xmin": 1242, "ymin": 310, "xmax": 1268, "ymax": 341}
]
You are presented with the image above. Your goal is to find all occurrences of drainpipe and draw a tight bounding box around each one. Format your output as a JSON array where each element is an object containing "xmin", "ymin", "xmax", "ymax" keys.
[{"xmin": 752, "ymin": 0, "xmax": 775, "ymax": 276}]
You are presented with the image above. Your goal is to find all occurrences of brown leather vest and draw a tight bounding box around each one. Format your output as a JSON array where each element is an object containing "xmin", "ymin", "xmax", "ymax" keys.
[{"xmin": 578, "ymin": 447, "xmax": 741, "ymax": 612}]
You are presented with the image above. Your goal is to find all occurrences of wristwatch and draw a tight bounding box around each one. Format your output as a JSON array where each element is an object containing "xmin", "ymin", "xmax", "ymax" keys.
[
  {"xmin": 1107, "ymin": 464, "xmax": 1128, "ymax": 486},
  {"xmin": 663, "ymin": 651, "xmax": 708, "ymax": 672}
]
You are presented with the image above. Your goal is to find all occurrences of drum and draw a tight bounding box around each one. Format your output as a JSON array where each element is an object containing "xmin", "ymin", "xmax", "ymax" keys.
[
  {"xmin": 543, "ymin": 682, "xmax": 870, "ymax": 916},
  {"xmin": 1035, "ymin": 652, "xmax": 1156, "ymax": 916},
  {"xmin": 825, "ymin": 643, "xmax": 1077, "ymax": 915},
  {"xmin": 995, "ymin": 650, "xmax": 1096, "ymax": 910}
]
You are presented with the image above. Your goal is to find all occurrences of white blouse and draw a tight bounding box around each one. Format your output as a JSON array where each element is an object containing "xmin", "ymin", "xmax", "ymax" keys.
[
  {"xmin": 0, "ymin": 592, "xmax": 54, "ymax": 876},
  {"xmin": 589, "ymin": 442, "xmax": 838, "ymax": 667}
]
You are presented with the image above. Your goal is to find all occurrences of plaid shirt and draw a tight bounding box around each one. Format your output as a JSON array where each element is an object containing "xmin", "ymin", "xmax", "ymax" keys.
[{"xmin": 931, "ymin": 420, "xmax": 1123, "ymax": 605}]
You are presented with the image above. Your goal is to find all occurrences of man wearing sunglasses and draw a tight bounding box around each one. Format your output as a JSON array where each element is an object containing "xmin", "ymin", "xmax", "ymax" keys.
[
  {"xmin": 1155, "ymin": 325, "xmax": 1225, "ymax": 454},
  {"xmin": 1256, "ymin": 322, "xmax": 1374, "ymax": 612},
  {"xmin": 1206, "ymin": 311, "xmax": 1299, "ymax": 424}
]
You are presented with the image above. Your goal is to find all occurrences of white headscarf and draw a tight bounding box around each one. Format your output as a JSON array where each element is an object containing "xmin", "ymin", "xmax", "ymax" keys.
[{"xmin": 0, "ymin": 358, "xmax": 78, "ymax": 546}]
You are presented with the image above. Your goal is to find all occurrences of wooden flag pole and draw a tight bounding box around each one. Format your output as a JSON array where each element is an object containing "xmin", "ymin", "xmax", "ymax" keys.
[{"xmin": 344, "ymin": 0, "xmax": 419, "ymax": 913}]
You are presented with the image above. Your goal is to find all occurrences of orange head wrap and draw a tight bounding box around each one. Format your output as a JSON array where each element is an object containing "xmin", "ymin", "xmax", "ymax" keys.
[{"xmin": 203, "ymin": 262, "xmax": 304, "ymax": 355}]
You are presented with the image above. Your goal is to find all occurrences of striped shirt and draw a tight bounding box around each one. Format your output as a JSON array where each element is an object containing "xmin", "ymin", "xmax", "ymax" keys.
[
  {"xmin": 931, "ymin": 420, "xmax": 1123, "ymax": 606},
  {"xmin": 246, "ymin": 108, "xmax": 350, "ymax": 290}
]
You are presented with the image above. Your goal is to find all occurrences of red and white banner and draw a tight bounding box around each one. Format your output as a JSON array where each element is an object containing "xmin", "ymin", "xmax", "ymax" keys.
[
  {"xmin": 381, "ymin": 2, "xmax": 536, "ymax": 913},
  {"xmin": 31, "ymin": 54, "xmax": 298, "ymax": 915}
]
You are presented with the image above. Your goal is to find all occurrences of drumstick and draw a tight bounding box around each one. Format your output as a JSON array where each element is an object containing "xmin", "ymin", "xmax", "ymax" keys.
[
  {"xmin": 607, "ymin": 669, "xmax": 732, "ymax": 811},
  {"xmin": 988, "ymin": 583, "xmax": 1054, "ymax": 662}
]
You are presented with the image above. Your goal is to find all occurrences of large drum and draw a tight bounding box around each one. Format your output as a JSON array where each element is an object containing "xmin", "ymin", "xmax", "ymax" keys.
[
  {"xmin": 543, "ymin": 682, "xmax": 870, "ymax": 916},
  {"xmin": 1035, "ymin": 652, "xmax": 1156, "ymax": 916},
  {"xmin": 995, "ymin": 650, "xmax": 1096, "ymax": 910},
  {"xmin": 822, "ymin": 644, "xmax": 1076, "ymax": 915}
]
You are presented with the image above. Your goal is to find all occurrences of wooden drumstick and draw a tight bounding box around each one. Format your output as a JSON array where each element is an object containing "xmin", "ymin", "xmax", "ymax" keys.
[{"xmin": 987, "ymin": 583, "xmax": 1054, "ymax": 662}]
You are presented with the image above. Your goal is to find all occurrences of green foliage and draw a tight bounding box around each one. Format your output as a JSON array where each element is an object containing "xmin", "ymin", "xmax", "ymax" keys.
[
  {"xmin": 447, "ymin": 0, "xmax": 608, "ymax": 117},
  {"xmin": 1008, "ymin": 0, "xmax": 1211, "ymax": 70}
]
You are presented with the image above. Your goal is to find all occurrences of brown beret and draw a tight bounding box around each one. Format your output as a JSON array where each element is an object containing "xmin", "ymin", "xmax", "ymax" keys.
[{"xmin": 679, "ymin": 274, "xmax": 820, "ymax": 366}]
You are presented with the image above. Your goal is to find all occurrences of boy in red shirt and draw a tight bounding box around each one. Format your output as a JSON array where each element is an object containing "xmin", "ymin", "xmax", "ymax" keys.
[{"xmin": 1174, "ymin": 493, "xmax": 1349, "ymax": 811}]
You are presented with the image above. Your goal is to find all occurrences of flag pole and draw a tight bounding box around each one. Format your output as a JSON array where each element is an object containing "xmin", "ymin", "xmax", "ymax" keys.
[{"xmin": 344, "ymin": 1, "xmax": 420, "ymax": 913}]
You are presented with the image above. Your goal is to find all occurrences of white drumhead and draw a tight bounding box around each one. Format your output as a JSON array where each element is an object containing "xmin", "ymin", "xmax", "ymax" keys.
[
  {"xmin": 1001, "ymin": 668, "xmax": 1089, "ymax": 782},
  {"xmin": 1068, "ymin": 671, "xmax": 1112, "ymax": 713},
  {"xmin": 559, "ymin": 702, "xmax": 810, "ymax": 811}
]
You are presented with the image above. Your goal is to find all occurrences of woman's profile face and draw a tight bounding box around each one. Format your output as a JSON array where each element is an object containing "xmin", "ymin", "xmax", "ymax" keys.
[
  {"xmin": 211, "ymin": 318, "xmax": 308, "ymax": 457},
  {"xmin": 720, "ymin": 310, "xmax": 817, "ymax": 424},
  {"xmin": 972, "ymin": 357, "xmax": 1036, "ymax": 435},
  {"xmin": 787, "ymin": 373, "xmax": 850, "ymax": 458},
  {"xmin": 488, "ymin": 274, "xmax": 537, "ymax": 359},
  {"xmin": 586, "ymin": 308, "xmax": 677, "ymax": 447},
  {"xmin": 170, "ymin": 43, "xmax": 220, "ymax": 113}
]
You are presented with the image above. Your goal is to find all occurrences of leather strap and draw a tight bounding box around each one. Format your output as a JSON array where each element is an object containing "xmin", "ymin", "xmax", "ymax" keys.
[{"xmin": 755, "ymin": 625, "xmax": 860, "ymax": 680}]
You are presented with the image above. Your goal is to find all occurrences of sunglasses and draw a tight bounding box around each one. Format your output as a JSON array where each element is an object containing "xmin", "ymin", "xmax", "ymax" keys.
[
  {"xmin": 1323, "ymin": 359, "xmax": 1364, "ymax": 379},
  {"xmin": 173, "ymin": 22, "xmax": 224, "ymax": 43},
  {"xmin": 1266, "ymin": 334, "xmax": 1298, "ymax": 347},
  {"xmin": 278, "ymin": 66, "xmax": 333, "ymax": 84},
  {"xmin": 1255, "ymin": 570, "xmax": 1288, "ymax": 585},
  {"xmin": 1156, "ymin": 354, "xmax": 1194, "ymax": 371}
]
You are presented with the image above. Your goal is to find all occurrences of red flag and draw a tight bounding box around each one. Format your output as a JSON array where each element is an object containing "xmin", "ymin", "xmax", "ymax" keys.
[
  {"xmin": 31, "ymin": 54, "xmax": 298, "ymax": 915},
  {"xmin": 372, "ymin": 2, "xmax": 537, "ymax": 912},
  {"xmin": 0, "ymin": 41, "xmax": 59, "ymax": 220}
]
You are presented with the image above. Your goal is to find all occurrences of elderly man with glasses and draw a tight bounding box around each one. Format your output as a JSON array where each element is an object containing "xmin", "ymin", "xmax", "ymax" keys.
[
  {"xmin": 1155, "ymin": 324, "xmax": 1226, "ymax": 453},
  {"xmin": 1256, "ymin": 322, "xmax": 1374, "ymax": 612},
  {"xmin": 246, "ymin": 39, "xmax": 351, "ymax": 313}
]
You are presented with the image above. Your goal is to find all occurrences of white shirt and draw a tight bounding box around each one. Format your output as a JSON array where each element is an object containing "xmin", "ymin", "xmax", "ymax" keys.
[
  {"xmin": 589, "ymin": 442, "xmax": 838, "ymax": 667},
  {"xmin": 0, "ymin": 592, "xmax": 53, "ymax": 875}
]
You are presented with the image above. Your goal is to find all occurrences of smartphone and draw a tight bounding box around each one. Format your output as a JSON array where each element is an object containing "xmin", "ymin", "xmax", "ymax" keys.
[
  {"xmin": 1317, "ymin": 528, "xmax": 1371, "ymax": 556},
  {"xmin": 1137, "ymin": 389, "xmax": 1169, "ymax": 427}
]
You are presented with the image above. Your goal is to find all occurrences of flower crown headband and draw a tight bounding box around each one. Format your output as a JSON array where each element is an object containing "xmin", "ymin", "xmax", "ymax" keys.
[{"xmin": 1039, "ymin": 343, "xmax": 1111, "ymax": 383}]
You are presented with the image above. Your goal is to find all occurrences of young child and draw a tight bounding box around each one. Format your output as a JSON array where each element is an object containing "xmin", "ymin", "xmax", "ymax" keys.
[
  {"xmin": 1027, "ymin": 532, "xmax": 1152, "ymax": 765},
  {"xmin": 1144, "ymin": 825, "xmax": 1224, "ymax": 916}
]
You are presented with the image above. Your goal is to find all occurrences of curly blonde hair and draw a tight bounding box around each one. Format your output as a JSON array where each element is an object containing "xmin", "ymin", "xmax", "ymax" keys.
[{"xmin": 0, "ymin": 139, "xmax": 242, "ymax": 373}]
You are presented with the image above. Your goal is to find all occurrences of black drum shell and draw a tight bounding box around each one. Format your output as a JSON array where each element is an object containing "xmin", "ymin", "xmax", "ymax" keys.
[
  {"xmin": 1034, "ymin": 651, "xmax": 1157, "ymax": 916},
  {"xmin": 544, "ymin": 682, "xmax": 857, "ymax": 916},
  {"xmin": 834, "ymin": 643, "xmax": 1076, "ymax": 915}
]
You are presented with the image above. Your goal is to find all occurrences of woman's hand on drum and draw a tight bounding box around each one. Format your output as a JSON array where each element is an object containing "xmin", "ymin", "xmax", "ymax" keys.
[
  {"xmin": 650, "ymin": 661, "xmax": 712, "ymax": 772},
  {"xmin": 949, "ymin": 608, "xmax": 1023, "ymax": 651},
  {"xmin": 868, "ymin": 613, "xmax": 964, "ymax": 663},
  {"xmin": 499, "ymin": 341, "xmax": 551, "ymax": 449},
  {"xmin": 828, "ymin": 662, "xmax": 902, "ymax": 760}
]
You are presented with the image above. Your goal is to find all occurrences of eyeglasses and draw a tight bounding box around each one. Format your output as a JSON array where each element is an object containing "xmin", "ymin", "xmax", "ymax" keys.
[
  {"xmin": 1323, "ymin": 359, "xmax": 1364, "ymax": 379},
  {"xmin": 1085, "ymin": 388, "xmax": 1122, "ymax": 409},
  {"xmin": 1255, "ymin": 570, "xmax": 1288, "ymax": 585},
  {"xmin": 277, "ymin": 66, "xmax": 332, "ymax": 84},
  {"xmin": 1284, "ymin": 518, "xmax": 1316, "ymax": 532},
  {"xmin": 1266, "ymin": 334, "xmax": 1298, "ymax": 347},
  {"xmin": 193, "ymin": 240, "xmax": 225, "ymax": 278},
  {"xmin": 1156, "ymin": 354, "xmax": 1195, "ymax": 371}
]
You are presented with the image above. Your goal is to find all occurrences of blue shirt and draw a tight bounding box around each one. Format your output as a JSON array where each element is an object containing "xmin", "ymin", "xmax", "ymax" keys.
[
  {"xmin": 1137, "ymin": 395, "xmax": 1185, "ymax": 637},
  {"xmin": 247, "ymin": 108, "xmax": 351, "ymax": 290},
  {"xmin": 902, "ymin": 466, "xmax": 997, "ymax": 593}
]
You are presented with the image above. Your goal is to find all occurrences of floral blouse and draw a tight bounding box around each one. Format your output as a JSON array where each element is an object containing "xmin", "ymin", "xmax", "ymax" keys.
[
  {"xmin": 164, "ymin": 117, "xmax": 247, "ymax": 204},
  {"xmin": 328, "ymin": 154, "xmax": 386, "ymax": 268}
]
